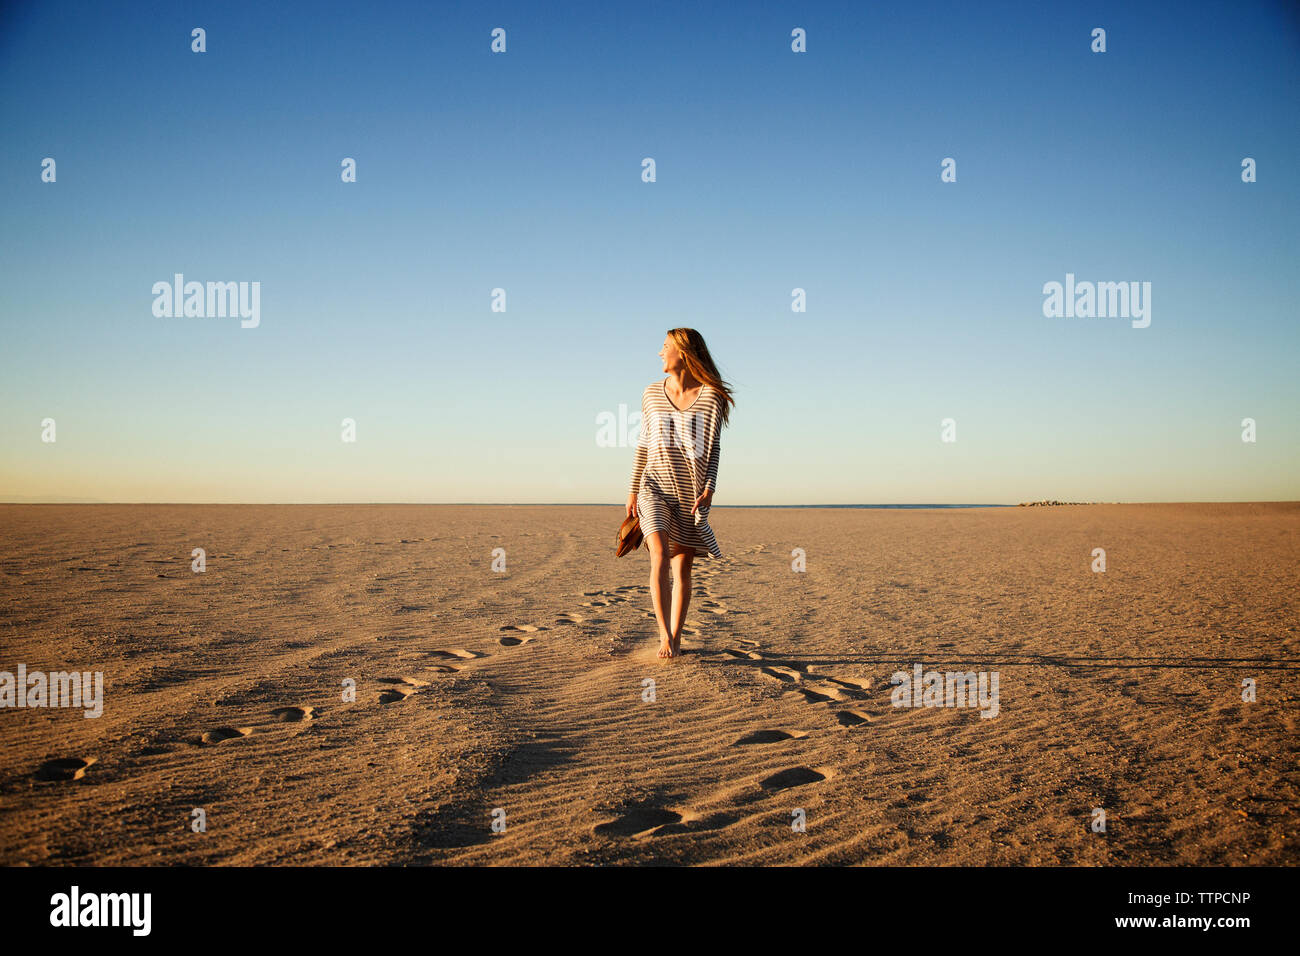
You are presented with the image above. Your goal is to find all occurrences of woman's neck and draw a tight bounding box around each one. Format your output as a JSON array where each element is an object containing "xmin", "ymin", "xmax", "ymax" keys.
[{"xmin": 668, "ymin": 371, "xmax": 702, "ymax": 392}]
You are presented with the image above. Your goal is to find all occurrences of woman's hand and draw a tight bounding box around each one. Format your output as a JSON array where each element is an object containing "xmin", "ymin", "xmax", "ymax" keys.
[
  {"xmin": 692, "ymin": 489, "xmax": 714, "ymax": 516},
  {"xmin": 626, "ymin": 493, "xmax": 638, "ymax": 519}
]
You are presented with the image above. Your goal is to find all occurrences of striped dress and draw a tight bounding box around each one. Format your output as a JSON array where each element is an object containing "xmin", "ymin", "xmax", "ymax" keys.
[{"xmin": 628, "ymin": 379, "xmax": 723, "ymax": 559}]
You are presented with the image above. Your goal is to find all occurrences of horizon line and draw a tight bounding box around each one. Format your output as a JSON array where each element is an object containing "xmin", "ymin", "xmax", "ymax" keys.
[{"xmin": 2, "ymin": 500, "xmax": 1297, "ymax": 507}]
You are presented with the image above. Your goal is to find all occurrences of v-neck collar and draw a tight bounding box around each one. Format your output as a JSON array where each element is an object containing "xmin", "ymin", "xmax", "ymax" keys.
[{"xmin": 663, "ymin": 379, "xmax": 705, "ymax": 412}]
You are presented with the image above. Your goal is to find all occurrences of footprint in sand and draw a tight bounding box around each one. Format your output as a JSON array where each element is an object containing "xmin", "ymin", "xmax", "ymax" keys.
[
  {"xmin": 201, "ymin": 727, "xmax": 252, "ymax": 744},
  {"xmin": 785, "ymin": 672, "xmax": 870, "ymax": 724},
  {"xmin": 583, "ymin": 590, "xmax": 630, "ymax": 607},
  {"xmin": 425, "ymin": 649, "xmax": 481, "ymax": 661},
  {"xmin": 796, "ymin": 685, "xmax": 846, "ymax": 704},
  {"xmin": 761, "ymin": 665, "xmax": 803, "ymax": 684},
  {"xmin": 823, "ymin": 676, "xmax": 870, "ymax": 691},
  {"xmin": 593, "ymin": 807, "xmax": 683, "ymax": 838},
  {"xmin": 760, "ymin": 766, "xmax": 831, "ymax": 791},
  {"xmin": 376, "ymin": 677, "xmax": 428, "ymax": 703},
  {"xmin": 554, "ymin": 613, "xmax": 585, "ymax": 626},
  {"xmin": 722, "ymin": 647, "xmax": 763, "ymax": 660},
  {"xmin": 379, "ymin": 676, "xmax": 430, "ymax": 687},
  {"xmin": 35, "ymin": 757, "xmax": 96, "ymax": 782},
  {"xmin": 734, "ymin": 729, "xmax": 809, "ymax": 745},
  {"xmin": 499, "ymin": 624, "xmax": 544, "ymax": 646},
  {"xmin": 803, "ymin": 669, "xmax": 870, "ymax": 692},
  {"xmin": 764, "ymin": 662, "xmax": 872, "ymax": 725},
  {"xmin": 272, "ymin": 706, "xmax": 315, "ymax": 722}
]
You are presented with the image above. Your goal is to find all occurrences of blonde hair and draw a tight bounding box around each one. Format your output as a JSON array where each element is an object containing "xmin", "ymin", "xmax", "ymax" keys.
[{"xmin": 667, "ymin": 328, "xmax": 735, "ymax": 428}]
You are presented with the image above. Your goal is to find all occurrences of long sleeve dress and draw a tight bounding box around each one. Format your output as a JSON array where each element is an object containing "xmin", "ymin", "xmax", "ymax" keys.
[{"xmin": 627, "ymin": 379, "xmax": 723, "ymax": 559}]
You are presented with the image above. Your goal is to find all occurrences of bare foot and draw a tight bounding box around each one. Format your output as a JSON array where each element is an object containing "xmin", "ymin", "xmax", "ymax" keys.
[
  {"xmin": 657, "ymin": 636, "xmax": 674, "ymax": 659},
  {"xmin": 670, "ymin": 633, "xmax": 682, "ymax": 656}
]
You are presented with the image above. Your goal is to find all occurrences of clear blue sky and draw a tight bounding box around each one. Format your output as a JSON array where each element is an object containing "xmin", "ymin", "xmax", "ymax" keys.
[{"xmin": 2, "ymin": 0, "xmax": 1297, "ymax": 503}]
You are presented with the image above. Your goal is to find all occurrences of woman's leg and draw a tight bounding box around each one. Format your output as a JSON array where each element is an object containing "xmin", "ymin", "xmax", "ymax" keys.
[
  {"xmin": 668, "ymin": 542, "xmax": 695, "ymax": 655},
  {"xmin": 644, "ymin": 531, "xmax": 675, "ymax": 657}
]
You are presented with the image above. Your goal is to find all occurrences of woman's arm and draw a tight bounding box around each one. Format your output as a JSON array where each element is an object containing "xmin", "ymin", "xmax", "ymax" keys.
[
  {"xmin": 628, "ymin": 391, "xmax": 649, "ymax": 496},
  {"xmin": 702, "ymin": 431, "xmax": 720, "ymax": 495},
  {"xmin": 693, "ymin": 398, "xmax": 722, "ymax": 515},
  {"xmin": 702, "ymin": 398, "xmax": 721, "ymax": 494}
]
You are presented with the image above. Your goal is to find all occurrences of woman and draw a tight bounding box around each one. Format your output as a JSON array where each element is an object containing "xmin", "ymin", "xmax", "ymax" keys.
[{"xmin": 627, "ymin": 329, "xmax": 736, "ymax": 659}]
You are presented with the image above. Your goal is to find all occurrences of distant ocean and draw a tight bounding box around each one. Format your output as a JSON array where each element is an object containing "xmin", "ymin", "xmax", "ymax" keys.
[
  {"xmin": 706, "ymin": 504, "xmax": 1012, "ymax": 509},
  {"xmin": 561, "ymin": 503, "xmax": 1015, "ymax": 509},
  {"xmin": 9, "ymin": 501, "xmax": 1016, "ymax": 507}
]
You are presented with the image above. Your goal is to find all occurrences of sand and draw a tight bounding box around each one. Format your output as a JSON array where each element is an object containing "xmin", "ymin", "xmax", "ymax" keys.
[{"xmin": 0, "ymin": 502, "xmax": 1296, "ymax": 865}]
